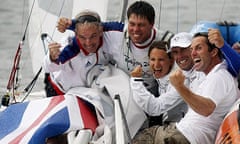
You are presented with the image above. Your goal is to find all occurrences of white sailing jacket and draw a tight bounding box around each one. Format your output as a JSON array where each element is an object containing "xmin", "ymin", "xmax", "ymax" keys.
[{"xmin": 43, "ymin": 22, "xmax": 124, "ymax": 93}]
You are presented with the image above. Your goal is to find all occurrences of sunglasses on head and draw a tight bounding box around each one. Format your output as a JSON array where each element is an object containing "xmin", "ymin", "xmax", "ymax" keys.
[{"xmin": 76, "ymin": 15, "xmax": 100, "ymax": 24}]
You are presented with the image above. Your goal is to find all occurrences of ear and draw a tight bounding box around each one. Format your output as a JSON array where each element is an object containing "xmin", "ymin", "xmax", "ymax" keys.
[
  {"xmin": 99, "ymin": 26, "xmax": 103, "ymax": 36},
  {"xmin": 210, "ymin": 48, "xmax": 219, "ymax": 57},
  {"xmin": 169, "ymin": 58, "xmax": 174, "ymax": 65},
  {"xmin": 150, "ymin": 23, "xmax": 154, "ymax": 29}
]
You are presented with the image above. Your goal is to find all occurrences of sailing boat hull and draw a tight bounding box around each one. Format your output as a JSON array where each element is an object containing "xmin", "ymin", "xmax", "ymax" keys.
[{"xmin": 215, "ymin": 98, "xmax": 240, "ymax": 144}]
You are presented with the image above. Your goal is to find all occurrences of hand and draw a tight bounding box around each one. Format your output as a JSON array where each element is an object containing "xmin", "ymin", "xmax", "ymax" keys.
[
  {"xmin": 57, "ymin": 17, "xmax": 72, "ymax": 33},
  {"xmin": 208, "ymin": 28, "xmax": 224, "ymax": 48},
  {"xmin": 49, "ymin": 42, "xmax": 61, "ymax": 61},
  {"xmin": 130, "ymin": 65, "xmax": 143, "ymax": 77},
  {"xmin": 169, "ymin": 69, "xmax": 185, "ymax": 88}
]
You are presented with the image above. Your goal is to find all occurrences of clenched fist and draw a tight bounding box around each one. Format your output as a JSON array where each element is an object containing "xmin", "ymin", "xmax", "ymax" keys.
[
  {"xmin": 169, "ymin": 69, "xmax": 185, "ymax": 88},
  {"xmin": 57, "ymin": 17, "xmax": 72, "ymax": 33},
  {"xmin": 208, "ymin": 28, "xmax": 224, "ymax": 48},
  {"xmin": 130, "ymin": 65, "xmax": 143, "ymax": 77},
  {"xmin": 49, "ymin": 42, "xmax": 61, "ymax": 61}
]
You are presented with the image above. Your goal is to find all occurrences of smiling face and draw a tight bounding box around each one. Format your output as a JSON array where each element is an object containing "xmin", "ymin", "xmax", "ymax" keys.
[
  {"xmin": 128, "ymin": 14, "xmax": 153, "ymax": 44},
  {"xmin": 171, "ymin": 47, "xmax": 194, "ymax": 71},
  {"xmin": 75, "ymin": 23, "xmax": 102, "ymax": 53},
  {"xmin": 190, "ymin": 36, "xmax": 219, "ymax": 74},
  {"xmin": 149, "ymin": 48, "xmax": 173, "ymax": 78}
]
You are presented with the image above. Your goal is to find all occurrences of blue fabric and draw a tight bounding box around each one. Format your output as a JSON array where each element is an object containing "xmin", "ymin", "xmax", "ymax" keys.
[
  {"xmin": 70, "ymin": 20, "xmax": 124, "ymax": 32},
  {"xmin": 0, "ymin": 102, "xmax": 29, "ymax": 139},
  {"xmin": 221, "ymin": 42, "xmax": 240, "ymax": 77},
  {"xmin": 29, "ymin": 108, "xmax": 70, "ymax": 144},
  {"xmin": 57, "ymin": 37, "xmax": 80, "ymax": 64}
]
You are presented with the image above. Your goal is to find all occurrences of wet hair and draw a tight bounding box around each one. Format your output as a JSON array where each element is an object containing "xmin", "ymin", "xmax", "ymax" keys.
[
  {"xmin": 127, "ymin": 1, "xmax": 155, "ymax": 25},
  {"xmin": 193, "ymin": 32, "xmax": 223, "ymax": 59},
  {"xmin": 148, "ymin": 41, "xmax": 172, "ymax": 58}
]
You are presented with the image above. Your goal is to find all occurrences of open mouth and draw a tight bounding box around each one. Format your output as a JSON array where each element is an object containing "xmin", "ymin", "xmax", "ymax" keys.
[
  {"xmin": 194, "ymin": 58, "xmax": 201, "ymax": 63},
  {"xmin": 179, "ymin": 59, "xmax": 187, "ymax": 64},
  {"xmin": 153, "ymin": 68, "xmax": 162, "ymax": 74},
  {"xmin": 132, "ymin": 34, "xmax": 141, "ymax": 39}
]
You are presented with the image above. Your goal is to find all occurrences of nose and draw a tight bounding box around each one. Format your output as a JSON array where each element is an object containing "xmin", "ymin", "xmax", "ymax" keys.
[
  {"xmin": 155, "ymin": 60, "xmax": 161, "ymax": 67},
  {"xmin": 132, "ymin": 25, "xmax": 140, "ymax": 32},
  {"xmin": 85, "ymin": 38, "xmax": 92, "ymax": 46},
  {"xmin": 152, "ymin": 60, "xmax": 161, "ymax": 69},
  {"xmin": 191, "ymin": 48, "xmax": 197, "ymax": 57}
]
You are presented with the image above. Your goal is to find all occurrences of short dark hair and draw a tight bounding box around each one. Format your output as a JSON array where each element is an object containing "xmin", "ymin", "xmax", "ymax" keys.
[
  {"xmin": 148, "ymin": 41, "xmax": 171, "ymax": 58},
  {"xmin": 193, "ymin": 32, "xmax": 223, "ymax": 59},
  {"xmin": 127, "ymin": 1, "xmax": 155, "ymax": 25}
]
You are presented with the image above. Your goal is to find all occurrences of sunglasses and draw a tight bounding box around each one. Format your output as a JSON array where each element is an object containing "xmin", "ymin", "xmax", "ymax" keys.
[{"xmin": 76, "ymin": 15, "xmax": 100, "ymax": 24}]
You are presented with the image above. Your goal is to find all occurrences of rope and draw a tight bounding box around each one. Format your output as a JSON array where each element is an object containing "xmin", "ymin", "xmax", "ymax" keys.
[
  {"xmin": 195, "ymin": 0, "xmax": 198, "ymax": 29},
  {"xmin": 157, "ymin": 0, "xmax": 163, "ymax": 29},
  {"xmin": 176, "ymin": 0, "xmax": 179, "ymax": 33},
  {"xmin": 22, "ymin": 0, "xmax": 36, "ymax": 42},
  {"xmin": 219, "ymin": 0, "xmax": 226, "ymax": 21},
  {"xmin": 51, "ymin": 0, "xmax": 66, "ymax": 38},
  {"xmin": 22, "ymin": 0, "xmax": 66, "ymax": 101},
  {"xmin": 6, "ymin": 0, "xmax": 67, "ymax": 103},
  {"xmin": 6, "ymin": 0, "xmax": 37, "ymax": 103},
  {"xmin": 120, "ymin": 0, "xmax": 129, "ymax": 23}
]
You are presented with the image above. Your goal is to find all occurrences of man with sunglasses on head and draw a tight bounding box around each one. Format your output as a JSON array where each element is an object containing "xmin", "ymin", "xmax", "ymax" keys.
[{"xmin": 43, "ymin": 10, "xmax": 124, "ymax": 95}]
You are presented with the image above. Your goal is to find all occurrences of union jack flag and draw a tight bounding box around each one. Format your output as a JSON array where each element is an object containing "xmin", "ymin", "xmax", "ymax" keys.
[{"xmin": 0, "ymin": 95, "xmax": 98, "ymax": 144}]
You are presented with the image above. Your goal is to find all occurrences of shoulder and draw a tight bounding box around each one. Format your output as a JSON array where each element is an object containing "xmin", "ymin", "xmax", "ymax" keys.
[
  {"xmin": 58, "ymin": 37, "xmax": 80, "ymax": 63},
  {"xmin": 102, "ymin": 21, "xmax": 125, "ymax": 32},
  {"xmin": 206, "ymin": 62, "xmax": 234, "ymax": 85},
  {"xmin": 155, "ymin": 28, "xmax": 175, "ymax": 43}
]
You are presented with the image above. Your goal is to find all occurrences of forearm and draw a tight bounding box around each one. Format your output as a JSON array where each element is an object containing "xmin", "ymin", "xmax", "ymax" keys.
[
  {"xmin": 43, "ymin": 54, "xmax": 61, "ymax": 72},
  {"xmin": 68, "ymin": 19, "xmax": 76, "ymax": 31},
  {"xmin": 131, "ymin": 78, "xmax": 183, "ymax": 116},
  {"xmin": 221, "ymin": 42, "xmax": 240, "ymax": 77},
  {"xmin": 174, "ymin": 84, "xmax": 215, "ymax": 116},
  {"xmin": 131, "ymin": 78, "xmax": 156, "ymax": 114}
]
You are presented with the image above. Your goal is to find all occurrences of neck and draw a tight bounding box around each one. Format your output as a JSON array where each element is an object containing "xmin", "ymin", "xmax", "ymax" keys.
[{"xmin": 204, "ymin": 58, "xmax": 222, "ymax": 75}]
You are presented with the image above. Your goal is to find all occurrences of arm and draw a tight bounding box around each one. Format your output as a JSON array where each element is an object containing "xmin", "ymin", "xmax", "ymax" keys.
[
  {"xmin": 220, "ymin": 42, "xmax": 240, "ymax": 77},
  {"xmin": 43, "ymin": 36, "xmax": 78, "ymax": 72},
  {"xmin": 130, "ymin": 65, "xmax": 143, "ymax": 77},
  {"xmin": 130, "ymin": 77, "xmax": 184, "ymax": 116},
  {"xmin": 43, "ymin": 42, "xmax": 62, "ymax": 72},
  {"xmin": 169, "ymin": 69, "xmax": 215, "ymax": 116},
  {"xmin": 208, "ymin": 28, "xmax": 240, "ymax": 77},
  {"xmin": 57, "ymin": 17, "xmax": 125, "ymax": 33},
  {"xmin": 57, "ymin": 17, "xmax": 73, "ymax": 33}
]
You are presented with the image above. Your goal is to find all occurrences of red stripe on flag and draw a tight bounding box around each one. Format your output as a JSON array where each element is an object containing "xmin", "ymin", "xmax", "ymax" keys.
[
  {"xmin": 77, "ymin": 98, "xmax": 98, "ymax": 133},
  {"xmin": 9, "ymin": 95, "xmax": 65, "ymax": 144}
]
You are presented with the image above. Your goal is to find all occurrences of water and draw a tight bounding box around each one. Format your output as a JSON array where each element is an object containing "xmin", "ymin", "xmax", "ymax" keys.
[{"xmin": 0, "ymin": 0, "xmax": 239, "ymax": 97}]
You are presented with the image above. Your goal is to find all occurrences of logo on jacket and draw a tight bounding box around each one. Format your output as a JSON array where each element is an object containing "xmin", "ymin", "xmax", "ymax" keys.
[{"xmin": 86, "ymin": 61, "xmax": 92, "ymax": 67}]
